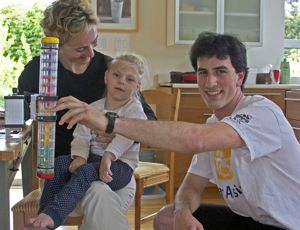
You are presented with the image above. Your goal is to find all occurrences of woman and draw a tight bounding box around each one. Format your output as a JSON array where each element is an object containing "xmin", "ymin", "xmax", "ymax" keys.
[
  {"xmin": 29, "ymin": 53, "xmax": 148, "ymax": 229},
  {"xmin": 18, "ymin": 0, "xmax": 154, "ymax": 229}
]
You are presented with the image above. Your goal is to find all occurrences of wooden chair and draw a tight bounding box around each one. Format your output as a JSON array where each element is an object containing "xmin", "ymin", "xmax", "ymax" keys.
[
  {"xmin": 133, "ymin": 89, "xmax": 180, "ymax": 230},
  {"xmin": 11, "ymin": 121, "xmax": 83, "ymax": 230},
  {"xmin": 12, "ymin": 89, "xmax": 180, "ymax": 230}
]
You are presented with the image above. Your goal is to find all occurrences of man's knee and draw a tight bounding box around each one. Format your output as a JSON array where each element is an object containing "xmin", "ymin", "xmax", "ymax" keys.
[{"xmin": 153, "ymin": 204, "xmax": 175, "ymax": 230}]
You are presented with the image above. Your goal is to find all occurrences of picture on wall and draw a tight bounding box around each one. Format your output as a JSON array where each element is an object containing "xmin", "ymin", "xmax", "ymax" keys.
[{"xmin": 91, "ymin": 0, "xmax": 138, "ymax": 32}]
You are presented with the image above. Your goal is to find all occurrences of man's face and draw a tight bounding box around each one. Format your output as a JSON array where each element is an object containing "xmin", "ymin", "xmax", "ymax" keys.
[{"xmin": 196, "ymin": 56, "xmax": 244, "ymax": 117}]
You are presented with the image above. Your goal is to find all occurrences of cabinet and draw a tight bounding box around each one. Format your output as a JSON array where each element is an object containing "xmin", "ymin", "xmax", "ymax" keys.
[
  {"xmin": 244, "ymin": 88, "xmax": 286, "ymax": 112},
  {"xmin": 285, "ymin": 90, "xmax": 300, "ymax": 142},
  {"xmin": 167, "ymin": 0, "xmax": 262, "ymax": 46}
]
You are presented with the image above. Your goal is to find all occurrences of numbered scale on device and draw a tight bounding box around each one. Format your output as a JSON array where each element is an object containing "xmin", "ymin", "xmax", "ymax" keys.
[{"xmin": 31, "ymin": 37, "xmax": 59, "ymax": 179}]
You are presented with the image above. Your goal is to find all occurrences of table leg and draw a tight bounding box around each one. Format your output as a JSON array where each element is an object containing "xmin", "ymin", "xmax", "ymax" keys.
[
  {"xmin": 21, "ymin": 139, "xmax": 33, "ymax": 196},
  {"xmin": 0, "ymin": 160, "xmax": 11, "ymax": 230}
]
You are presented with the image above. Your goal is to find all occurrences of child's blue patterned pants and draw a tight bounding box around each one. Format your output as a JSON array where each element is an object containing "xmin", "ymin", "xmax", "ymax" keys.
[{"xmin": 38, "ymin": 154, "xmax": 133, "ymax": 229}]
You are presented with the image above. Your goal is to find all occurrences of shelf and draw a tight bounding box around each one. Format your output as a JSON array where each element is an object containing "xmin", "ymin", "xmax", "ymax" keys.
[
  {"xmin": 225, "ymin": 12, "xmax": 259, "ymax": 17},
  {"xmin": 179, "ymin": 11, "xmax": 258, "ymax": 17},
  {"xmin": 179, "ymin": 10, "xmax": 215, "ymax": 16}
]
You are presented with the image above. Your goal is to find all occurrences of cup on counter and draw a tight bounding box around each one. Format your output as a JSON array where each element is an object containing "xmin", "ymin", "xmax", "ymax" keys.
[
  {"xmin": 272, "ymin": 69, "xmax": 280, "ymax": 84},
  {"xmin": 170, "ymin": 71, "xmax": 183, "ymax": 83}
]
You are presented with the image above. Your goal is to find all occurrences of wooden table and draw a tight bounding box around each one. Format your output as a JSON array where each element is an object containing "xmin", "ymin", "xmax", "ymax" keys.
[{"xmin": 0, "ymin": 120, "xmax": 33, "ymax": 230}]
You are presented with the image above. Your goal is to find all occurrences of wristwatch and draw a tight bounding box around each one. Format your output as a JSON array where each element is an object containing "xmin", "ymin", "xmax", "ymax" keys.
[{"xmin": 105, "ymin": 112, "xmax": 119, "ymax": 134}]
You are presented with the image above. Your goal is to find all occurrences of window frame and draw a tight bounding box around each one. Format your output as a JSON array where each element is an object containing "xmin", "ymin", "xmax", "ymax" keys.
[
  {"xmin": 283, "ymin": 0, "xmax": 300, "ymax": 78},
  {"xmin": 284, "ymin": 39, "xmax": 300, "ymax": 48}
]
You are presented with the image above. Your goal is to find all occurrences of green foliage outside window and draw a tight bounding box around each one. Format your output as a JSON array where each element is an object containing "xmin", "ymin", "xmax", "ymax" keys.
[
  {"xmin": 0, "ymin": 3, "xmax": 44, "ymax": 108},
  {"xmin": 284, "ymin": 0, "xmax": 300, "ymax": 77}
]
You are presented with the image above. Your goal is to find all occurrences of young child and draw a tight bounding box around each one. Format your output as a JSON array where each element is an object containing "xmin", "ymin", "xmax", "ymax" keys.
[{"xmin": 28, "ymin": 53, "xmax": 148, "ymax": 229}]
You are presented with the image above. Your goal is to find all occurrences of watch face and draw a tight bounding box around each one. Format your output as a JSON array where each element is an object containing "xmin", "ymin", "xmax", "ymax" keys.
[{"xmin": 106, "ymin": 112, "xmax": 119, "ymax": 118}]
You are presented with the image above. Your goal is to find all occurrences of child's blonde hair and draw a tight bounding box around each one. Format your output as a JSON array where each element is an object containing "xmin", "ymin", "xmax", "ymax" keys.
[{"xmin": 110, "ymin": 53, "xmax": 151, "ymax": 90}]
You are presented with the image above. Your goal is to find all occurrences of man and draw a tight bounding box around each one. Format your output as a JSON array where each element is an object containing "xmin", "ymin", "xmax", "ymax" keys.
[{"xmin": 54, "ymin": 32, "xmax": 300, "ymax": 230}]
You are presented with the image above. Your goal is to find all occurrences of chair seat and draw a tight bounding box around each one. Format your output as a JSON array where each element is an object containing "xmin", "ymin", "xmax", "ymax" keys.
[
  {"xmin": 12, "ymin": 188, "xmax": 82, "ymax": 217},
  {"xmin": 12, "ymin": 162, "xmax": 169, "ymax": 214},
  {"xmin": 12, "ymin": 189, "xmax": 41, "ymax": 214},
  {"xmin": 134, "ymin": 161, "xmax": 169, "ymax": 179}
]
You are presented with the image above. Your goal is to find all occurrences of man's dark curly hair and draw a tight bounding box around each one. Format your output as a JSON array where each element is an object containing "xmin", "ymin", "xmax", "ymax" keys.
[{"xmin": 189, "ymin": 32, "xmax": 249, "ymax": 89}]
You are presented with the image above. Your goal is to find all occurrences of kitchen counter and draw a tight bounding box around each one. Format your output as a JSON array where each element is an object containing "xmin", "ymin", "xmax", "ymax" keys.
[{"xmin": 165, "ymin": 83, "xmax": 300, "ymax": 89}]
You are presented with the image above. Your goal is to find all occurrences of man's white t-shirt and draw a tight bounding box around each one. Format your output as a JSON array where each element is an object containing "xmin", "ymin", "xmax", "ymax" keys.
[{"xmin": 188, "ymin": 95, "xmax": 300, "ymax": 230}]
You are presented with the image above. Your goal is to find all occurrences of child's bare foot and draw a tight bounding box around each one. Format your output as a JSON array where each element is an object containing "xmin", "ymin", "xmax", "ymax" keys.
[{"xmin": 26, "ymin": 213, "xmax": 54, "ymax": 229}]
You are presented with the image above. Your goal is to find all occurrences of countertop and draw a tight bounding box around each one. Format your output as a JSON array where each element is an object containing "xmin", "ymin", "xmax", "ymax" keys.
[{"xmin": 160, "ymin": 83, "xmax": 300, "ymax": 89}]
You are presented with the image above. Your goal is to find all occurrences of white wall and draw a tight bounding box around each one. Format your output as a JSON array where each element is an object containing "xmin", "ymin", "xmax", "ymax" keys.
[{"xmin": 96, "ymin": 0, "xmax": 285, "ymax": 87}]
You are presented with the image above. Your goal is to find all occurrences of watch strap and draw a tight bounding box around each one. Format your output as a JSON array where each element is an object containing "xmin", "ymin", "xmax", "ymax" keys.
[{"xmin": 105, "ymin": 112, "xmax": 119, "ymax": 134}]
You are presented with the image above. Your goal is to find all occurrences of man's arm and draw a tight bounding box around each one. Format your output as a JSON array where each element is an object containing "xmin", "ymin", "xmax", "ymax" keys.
[
  {"xmin": 175, "ymin": 173, "xmax": 208, "ymax": 214},
  {"xmin": 55, "ymin": 96, "xmax": 245, "ymax": 155},
  {"xmin": 115, "ymin": 118, "xmax": 245, "ymax": 154},
  {"xmin": 173, "ymin": 173, "xmax": 208, "ymax": 230}
]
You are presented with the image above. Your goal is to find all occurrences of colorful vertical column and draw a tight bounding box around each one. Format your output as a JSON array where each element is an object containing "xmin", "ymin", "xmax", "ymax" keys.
[{"xmin": 36, "ymin": 37, "xmax": 59, "ymax": 179}]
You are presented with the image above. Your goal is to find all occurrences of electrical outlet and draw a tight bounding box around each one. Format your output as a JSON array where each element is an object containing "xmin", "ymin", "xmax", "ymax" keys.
[
  {"xmin": 115, "ymin": 36, "xmax": 129, "ymax": 51},
  {"xmin": 98, "ymin": 36, "xmax": 108, "ymax": 50}
]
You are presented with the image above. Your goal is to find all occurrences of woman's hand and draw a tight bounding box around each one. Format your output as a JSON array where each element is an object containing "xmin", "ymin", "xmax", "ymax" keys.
[{"xmin": 54, "ymin": 96, "xmax": 107, "ymax": 132}]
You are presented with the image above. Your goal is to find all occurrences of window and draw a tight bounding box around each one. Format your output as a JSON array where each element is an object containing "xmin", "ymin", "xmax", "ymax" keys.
[{"xmin": 284, "ymin": 0, "xmax": 300, "ymax": 78}]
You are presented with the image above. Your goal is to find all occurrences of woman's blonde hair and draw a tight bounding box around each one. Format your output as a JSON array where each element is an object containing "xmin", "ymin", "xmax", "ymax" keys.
[{"xmin": 40, "ymin": 0, "xmax": 98, "ymax": 45}]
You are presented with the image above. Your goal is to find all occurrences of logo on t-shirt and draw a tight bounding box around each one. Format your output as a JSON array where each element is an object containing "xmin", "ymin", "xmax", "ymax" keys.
[
  {"xmin": 230, "ymin": 113, "xmax": 252, "ymax": 124},
  {"xmin": 214, "ymin": 148, "xmax": 233, "ymax": 180},
  {"xmin": 214, "ymin": 149, "xmax": 244, "ymax": 199}
]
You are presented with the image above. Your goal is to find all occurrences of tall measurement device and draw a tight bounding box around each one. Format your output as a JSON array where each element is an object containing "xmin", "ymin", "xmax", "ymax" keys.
[{"xmin": 32, "ymin": 37, "xmax": 59, "ymax": 179}]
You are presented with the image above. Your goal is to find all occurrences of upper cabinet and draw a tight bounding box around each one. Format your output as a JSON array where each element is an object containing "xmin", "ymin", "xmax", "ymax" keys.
[{"xmin": 167, "ymin": 0, "xmax": 263, "ymax": 46}]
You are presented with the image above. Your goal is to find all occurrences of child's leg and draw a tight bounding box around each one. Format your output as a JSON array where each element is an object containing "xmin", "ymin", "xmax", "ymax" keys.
[
  {"xmin": 100, "ymin": 157, "xmax": 133, "ymax": 191},
  {"xmin": 37, "ymin": 154, "xmax": 133, "ymax": 228},
  {"xmin": 39, "ymin": 155, "xmax": 72, "ymax": 212},
  {"xmin": 29, "ymin": 155, "xmax": 72, "ymax": 229},
  {"xmin": 38, "ymin": 154, "xmax": 100, "ymax": 228}
]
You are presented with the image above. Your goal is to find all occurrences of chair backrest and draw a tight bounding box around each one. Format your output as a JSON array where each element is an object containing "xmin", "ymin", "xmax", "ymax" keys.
[
  {"xmin": 141, "ymin": 89, "xmax": 180, "ymax": 174},
  {"xmin": 142, "ymin": 89, "xmax": 180, "ymax": 122}
]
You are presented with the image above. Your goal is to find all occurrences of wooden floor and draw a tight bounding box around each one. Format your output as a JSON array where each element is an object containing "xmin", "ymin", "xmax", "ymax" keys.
[
  {"xmin": 127, "ymin": 186, "xmax": 225, "ymax": 230},
  {"xmin": 127, "ymin": 198, "xmax": 165, "ymax": 230},
  {"xmin": 60, "ymin": 187, "xmax": 225, "ymax": 230},
  {"xmin": 10, "ymin": 186, "xmax": 224, "ymax": 230}
]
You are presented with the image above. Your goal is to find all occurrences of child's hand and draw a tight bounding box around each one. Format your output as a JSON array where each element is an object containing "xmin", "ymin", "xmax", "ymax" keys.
[
  {"xmin": 69, "ymin": 156, "xmax": 86, "ymax": 173},
  {"xmin": 99, "ymin": 152, "xmax": 115, "ymax": 183}
]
